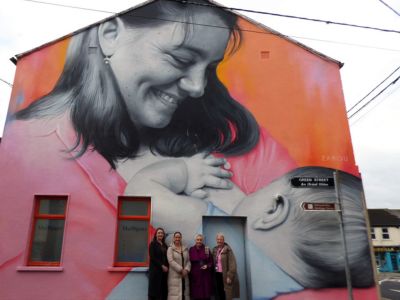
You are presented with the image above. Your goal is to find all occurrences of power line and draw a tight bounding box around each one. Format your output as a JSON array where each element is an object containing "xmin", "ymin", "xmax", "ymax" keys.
[
  {"xmin": 22, "ymin": 0, "xmax": 400, "ymax": 53},
  {"xmin": 23, "ymin": 0, "xmax": 114, "ymax": 14},
  {"xmin": 347, "ymin": 66, "xmax": 400, "ymax": 113},
  {"xmin": 289, "ymin": 36, "xmax": 399, "ymax": 52},
  {"xmin": 349, "ymin": 83, "xmax": 399, "ymax": 126},
  {"xmin": 0, "ymin": 78, "xmax": 13, "ymax": 87},
  {"xmin": 24, "ymin": 0, "xmax": 400, "ymax": 34},
  {"xmin": 348, "ymin": 75, "xmax": 400, "ymax": 119},
  {"xmin": 169, "ymin": 0, "xmax": 400, "ymax": 34},
  {"xmin": 378, "ymin": 0, "xmax": 400, "ymax": 17}
]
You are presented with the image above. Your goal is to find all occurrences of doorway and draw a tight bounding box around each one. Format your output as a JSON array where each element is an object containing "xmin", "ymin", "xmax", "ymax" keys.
[{"xmin": 202, "ymin": 216, "xmax": 249, "ymax": 300}]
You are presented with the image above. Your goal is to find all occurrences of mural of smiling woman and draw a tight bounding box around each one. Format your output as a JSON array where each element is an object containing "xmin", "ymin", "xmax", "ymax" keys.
[
  {"xmin": 98, "ymin": 12, "xmax": 230, "ymax": 129},
  {"xmin": 1, "ymin": 1, "xmax": 297, "ymax": 299},
  {"xmin": 0, "ymin": 0, "xmax": 376, "ymax": 299},
  {"xmin": 15, "ymin": 0, "xmax": 259, "ymax": 167}
]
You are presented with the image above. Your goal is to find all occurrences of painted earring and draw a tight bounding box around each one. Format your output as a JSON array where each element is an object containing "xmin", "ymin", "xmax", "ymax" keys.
[{"xmin": 104, "ymin": 56, "xmax": 111, "ymax": 65}]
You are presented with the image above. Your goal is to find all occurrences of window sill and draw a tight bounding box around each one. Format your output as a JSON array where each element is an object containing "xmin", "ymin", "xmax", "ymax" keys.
[
  {"xmin": 17, "ymin": 266, "xmax": 64, "ymax": 272},
  {"xmin": 108, "ymin": 266, "xmax": 148, "ymax": 272}
]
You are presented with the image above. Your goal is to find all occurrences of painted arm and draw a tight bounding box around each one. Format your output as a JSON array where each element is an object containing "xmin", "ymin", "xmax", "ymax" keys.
[{"xmin": 125, "ymin": 154, "xmax": 233, "ymax": 197}]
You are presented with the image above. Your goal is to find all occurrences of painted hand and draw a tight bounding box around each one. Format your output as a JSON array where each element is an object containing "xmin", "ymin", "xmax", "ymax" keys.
[{"xmin": 183, "ymin": 153, "xmax": 233, "ymax": 198}]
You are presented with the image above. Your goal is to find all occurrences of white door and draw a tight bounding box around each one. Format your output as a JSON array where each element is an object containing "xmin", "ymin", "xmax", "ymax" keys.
[{"xmin": 202, "ymin": 216, "xmax": 248, "ymax": 300}]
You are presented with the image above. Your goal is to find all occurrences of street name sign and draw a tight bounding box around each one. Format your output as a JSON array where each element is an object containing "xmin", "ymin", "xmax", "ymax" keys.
[
  {"xmin": 301, "ymin": 202, "xmax": 339, "ymax": 211},
  {"xmin": 291, "ymin": 176, "xmax": 334, "ymax": 188}
]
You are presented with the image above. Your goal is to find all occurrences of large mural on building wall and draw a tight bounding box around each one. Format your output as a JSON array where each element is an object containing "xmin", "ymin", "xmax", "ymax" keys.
[{"xmin": 0, "ymin": 0, "xmax": 378, "ymax": 299}]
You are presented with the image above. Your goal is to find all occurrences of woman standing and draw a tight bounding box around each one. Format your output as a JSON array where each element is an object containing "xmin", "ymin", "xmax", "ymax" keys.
[
  {"xmin": 189, "ymin": 234, "xmax": 213, "ymax": 300},
  {"xmin": 148, "ymin": 228, "xmax": 169, "ymax": 300},
  {"xmin": 167, "ymin": 232, "xmax": 191, "ymax": 300},
  {"xmin": 212, "ymin": 233, "xmax": 240, "ymax": 300}
]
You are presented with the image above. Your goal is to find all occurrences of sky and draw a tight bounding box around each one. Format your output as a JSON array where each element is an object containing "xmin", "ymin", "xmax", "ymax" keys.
[{"xmin": 0, "ymin": 0, "xmax": 399, "ymax": 208}]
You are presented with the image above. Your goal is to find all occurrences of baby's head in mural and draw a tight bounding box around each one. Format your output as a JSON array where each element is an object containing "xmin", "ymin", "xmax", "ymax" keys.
[
  {"xmin": 15, "ymin": 0, "xmax": 259, "ymax": 168},
  {"xmin": 233, "ymin": 166, "xmax": 375, "ymax": 289}
]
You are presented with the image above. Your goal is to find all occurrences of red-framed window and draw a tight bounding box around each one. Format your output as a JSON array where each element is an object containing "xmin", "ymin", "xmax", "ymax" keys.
[
  {"xmin": 28, "ymin": 195, "xmax": 68, "ymax": 266},
  {"xmin": 114, "ymin": 196, "xmax": 151, "ymax": 267}
]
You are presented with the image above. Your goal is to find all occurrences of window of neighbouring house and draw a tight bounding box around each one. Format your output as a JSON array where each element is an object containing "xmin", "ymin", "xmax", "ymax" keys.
[
  {"xmin": 371, "ymin": 227, "xmax": 376, "ymax": 239},
  {"xmin": 382, "ymin": 227, "xmax": 390, "ymax": 239},
  {"xmin": 28, "ymin": 196, "xmax": 68, "ymax": 266},
  {"xmin": 114, "ymin": 196, "xmax": 151, "ymax": 267}
]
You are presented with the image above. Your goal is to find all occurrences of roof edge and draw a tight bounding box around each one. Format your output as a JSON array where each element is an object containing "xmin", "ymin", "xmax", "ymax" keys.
[
  {"xmin": 11, "ymin": 0, "xmax": 343, "ymax": 68},
  {"xmin": 10, "ymin": 0, "xmax": 155, "ymax": 64},
  {"xmin": 209, "ymin": 0, "xmax": 344, "ymax": 68}
]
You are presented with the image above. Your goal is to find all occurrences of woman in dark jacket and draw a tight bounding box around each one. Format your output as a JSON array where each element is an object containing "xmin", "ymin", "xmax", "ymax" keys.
[{"xmin": 148, "ymin": 228, "xmax": 169, "ymax": 300}]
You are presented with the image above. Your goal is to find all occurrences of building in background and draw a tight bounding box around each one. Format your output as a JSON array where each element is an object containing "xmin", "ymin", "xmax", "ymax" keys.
[
  {"xmin": 368, "ymin": 209, "xmax": 400, "ymax": 273},
  {"xmin": 0, "ymin": 1, "xmax": 378, "ymax": 299}
]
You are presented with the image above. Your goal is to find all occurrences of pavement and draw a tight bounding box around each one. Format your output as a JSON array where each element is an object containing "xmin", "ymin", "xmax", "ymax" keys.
[
  {"xmin": 377, "ymin": 272, "xmax": 400, "ymax": 300},
  {"xmin": 378, "ymin": 271, "xmax": 400, "ymax": 282}
]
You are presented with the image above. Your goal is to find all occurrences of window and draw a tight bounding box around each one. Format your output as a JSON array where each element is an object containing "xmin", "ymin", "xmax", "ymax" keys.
[
  {"xmin": 115, "ymin": 196, "xmax": 151, "ymax": 267},
  {"xmin": 382, "ymin": 227, "xmax": 390, "ymax": 239},
  {"xmin": 371, "ymin": 227, "xmax": 376, "ymax": 239},
  {"xmin": 28, "ymin": 196, "xmax": 68, "ymax": 266}
]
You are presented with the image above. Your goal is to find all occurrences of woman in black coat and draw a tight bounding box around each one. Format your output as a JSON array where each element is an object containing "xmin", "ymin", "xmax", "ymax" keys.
[{"xmin": 148, "ymin": 227, "xmax": 169, "ymax": 300}]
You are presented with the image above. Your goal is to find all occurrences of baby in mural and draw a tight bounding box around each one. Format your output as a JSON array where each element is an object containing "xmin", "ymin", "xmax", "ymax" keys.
[
  {"xmin": 231, "ymin": 166, "xmax": 375, "ymax": 299},
  {"xmin": 128, "ymin": 163, "xmax": 376, "ymax": 299},
  {"xmin": 124, "ymin": 152, "xmax": 244, "ymax": 237}
]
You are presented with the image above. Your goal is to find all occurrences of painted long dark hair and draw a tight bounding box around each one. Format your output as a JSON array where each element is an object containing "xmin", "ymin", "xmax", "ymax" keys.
[{"xmin": 15, "ymin": 0, "xmax": 259, "ymax": 168}]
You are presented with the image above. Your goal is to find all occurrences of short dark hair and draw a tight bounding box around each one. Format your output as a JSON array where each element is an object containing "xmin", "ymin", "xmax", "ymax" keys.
[
  {"xmin": 283, "ymin": 167, "xmax": 374, "ymax": 288},
  {"xmin": 16, "ymin": 0, "xmax": 259, "ymax": 168}
]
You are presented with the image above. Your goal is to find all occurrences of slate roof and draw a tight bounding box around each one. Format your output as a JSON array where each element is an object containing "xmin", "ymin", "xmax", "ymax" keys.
[{"xmin": 368, "ymin": 209, "xmax": 400, "ymax": 227}]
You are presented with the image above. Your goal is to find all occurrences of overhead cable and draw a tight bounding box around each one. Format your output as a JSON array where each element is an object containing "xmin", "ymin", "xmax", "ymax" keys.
[
  {"xmin": 378, "ymin": 0, "xmax": 400, "ymax": 17},
  {"xmin": 348, "ymin": 75, "xmax": 400, "ymax": 119},
  {"xmin": 347, "ymin": 66, "xmax": 400, "ymax": 113},
  {"xmin": 21, "ymin": 0, "xmax": 400, "ymax": 52},
  {"xmin": 0, "ymin": 78, "xmax": 13, "ymax": 87},
  {"xmin": 23, "ymin": 0, "xmax": 114, "ymax": 14},
  {"xmin": 24, "ymin": 0, "xmax": 400, "ymax": 34},
  {"xmin": 169, "ymin": 0, "xmax": 400, "ymax": 34},
  {"xmin": 349, "ymin": 84, "xmax": 399, "ymax": 126}
]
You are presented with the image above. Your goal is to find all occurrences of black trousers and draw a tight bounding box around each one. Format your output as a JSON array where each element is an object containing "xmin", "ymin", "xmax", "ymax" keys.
[{"xmin": 215, "ymin": 272, "xmax": 226, "ymax": 300}]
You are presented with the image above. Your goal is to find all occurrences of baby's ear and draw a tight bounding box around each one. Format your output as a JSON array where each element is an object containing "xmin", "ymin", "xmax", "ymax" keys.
[{"xmin": 252, "ymin": 194, "xmax": 290, "ymax": 230}]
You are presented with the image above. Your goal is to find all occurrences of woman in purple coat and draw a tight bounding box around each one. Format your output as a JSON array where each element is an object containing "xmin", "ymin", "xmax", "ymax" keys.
[{"xmin": 189, "ymin": 234, "xmax": 214, "ymax": 300}]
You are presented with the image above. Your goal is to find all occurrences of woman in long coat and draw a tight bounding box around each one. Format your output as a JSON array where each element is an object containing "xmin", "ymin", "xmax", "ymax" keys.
[
  {"xmin": 148, "ymin": 228, "xmax": 169, "ymax": 300},
  {"xmin": 212, "ymin": 233, "xmax": 240, "ymax": 300},
  {"xmin": 167, "ymin": 232, "xmax": 191, "ymax": 300},
  {"xmin": 189, "ymin": 234, "xmax": 214, "ymax": 300}
]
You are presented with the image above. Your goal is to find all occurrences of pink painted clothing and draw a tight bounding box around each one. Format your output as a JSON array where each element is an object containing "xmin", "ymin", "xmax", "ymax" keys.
[
  {"xmin": 0, "ymin": 115, "xmax": 378, "ymax": 299},
  {"xmin": 0, "ymin": 116, "xmax": 127, "ymax": 300},
  {"xmin": 0, "ymin": 115, "xmax": 295, "ymax": 299}
]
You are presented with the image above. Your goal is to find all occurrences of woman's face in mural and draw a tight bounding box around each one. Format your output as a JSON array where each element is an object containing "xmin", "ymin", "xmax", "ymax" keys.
[{"xmin": 99, "ymin": 11, "xmax": 230, "ymax": 129}]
